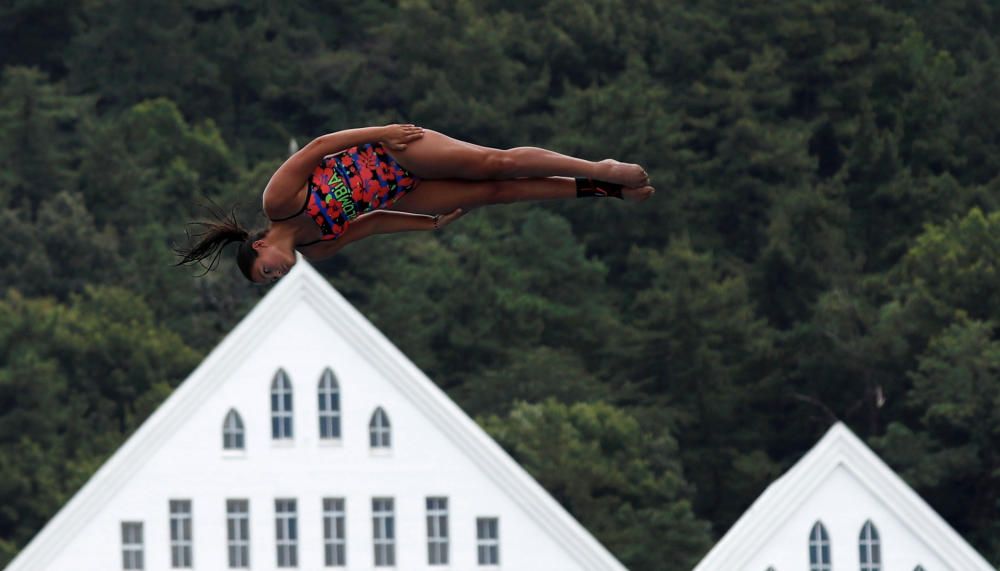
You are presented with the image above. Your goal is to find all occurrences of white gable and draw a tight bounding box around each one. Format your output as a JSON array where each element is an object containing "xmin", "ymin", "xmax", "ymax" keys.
[
  {"xmin": 7, "ymin": 259, "xmax": 625, "ymax": 571},
  {"xmin": 693, "ymin": 422, "xmax": 993, "ymax": 571}
]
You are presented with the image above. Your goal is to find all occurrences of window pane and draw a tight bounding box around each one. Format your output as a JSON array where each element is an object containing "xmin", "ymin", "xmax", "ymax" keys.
[{"xmin": 121, "ymin": 522, "xmax": 144, "ymax": 570}]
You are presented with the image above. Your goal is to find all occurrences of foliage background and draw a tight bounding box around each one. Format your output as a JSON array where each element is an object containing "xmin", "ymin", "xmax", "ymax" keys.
[{"xmin": 1, "ymin": 0, "xmax": 999, "ymax": 568}]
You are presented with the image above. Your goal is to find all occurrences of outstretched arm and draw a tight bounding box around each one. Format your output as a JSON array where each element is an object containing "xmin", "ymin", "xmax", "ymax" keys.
[
  {"xmin": 302, "ymin": 208, "xmax": 464, "ymax": 261},
  {"xmin": 264, "ymin": 124, "xmax": 424, "ymax": 211}
]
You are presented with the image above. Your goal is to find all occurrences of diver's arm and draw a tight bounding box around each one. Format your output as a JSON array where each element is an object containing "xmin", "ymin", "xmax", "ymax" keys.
[
  {"xmin": 298, "ymin": 213, "xmax": 378, "ymax": 262},
  {"xmin": 299, "ymin": 209, "xmax": 464, "ymax": 261},
  {"xmin": 368, "ymin": 209, "xmax": 465, "ymax": 234},
  {"xmin": 311, "ymin": 124, "xmax": 424, "ymax": 157},
  {"xmin": 263, "ymin": 125, "xmax": 423, "ymax": 214}
]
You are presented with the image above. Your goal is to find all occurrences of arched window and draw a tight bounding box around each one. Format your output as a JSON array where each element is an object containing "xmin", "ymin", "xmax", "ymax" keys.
[
  {"xmin": 271, "ymin": 369, "xmax": 293, "ymax": 439},
  {"xmin": 222, "ymin": 409, "xmax": 245, "ymax": 450},
  {"xmin": 860, "ymin": 520, "xmax": 881, "ymax": 571},
  {"xmin": 318, "ymin": 369, "xmax": 341, "ymax": 439},
  {"xmin": 809, "ymin": 522, "xmax": 831, "ymax": 571},
  {"xmin": 369, "ymin": 407, "xmax": 391, "ymax": 448}
]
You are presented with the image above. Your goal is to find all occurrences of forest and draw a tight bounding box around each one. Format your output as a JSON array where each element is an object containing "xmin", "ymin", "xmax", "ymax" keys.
[{"xmin": 1, "ymin": 0, "xmax": 999, "ymax": 568}]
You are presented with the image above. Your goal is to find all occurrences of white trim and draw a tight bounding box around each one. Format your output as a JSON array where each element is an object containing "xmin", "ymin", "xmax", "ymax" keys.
[
  {"xmin": 7, "ymin": 258, "xmax": 625, "ymax": 571},
  {"xmin": 692, "ymin": 422, "xmax": 994, "ymax": 571}
]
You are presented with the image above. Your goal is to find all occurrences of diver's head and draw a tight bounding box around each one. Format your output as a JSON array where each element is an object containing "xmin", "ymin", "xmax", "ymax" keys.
[
  {"xmin": 247, "ymin": 236, "xmax": 296, "ymax": 283},
  {"xmin": 174, "ymin": 205, "xmax": 294, "ymax": 283}
]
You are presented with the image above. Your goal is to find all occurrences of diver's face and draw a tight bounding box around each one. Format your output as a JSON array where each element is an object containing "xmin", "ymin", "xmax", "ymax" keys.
[{"xmin": 251, "ymin": 240, "xmax": 296, "ymax": 284}]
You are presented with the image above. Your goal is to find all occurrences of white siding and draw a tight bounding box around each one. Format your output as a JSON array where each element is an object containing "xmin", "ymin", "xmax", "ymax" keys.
[{"xmin": 740, "ymin": 465, "xmax": 949, "ymax": 571}]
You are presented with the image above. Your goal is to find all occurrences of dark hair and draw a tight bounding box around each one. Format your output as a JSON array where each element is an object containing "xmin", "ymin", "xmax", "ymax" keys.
[{"xmin": 174, "ymin": 203, "xmax": 267, "ymax": 281}]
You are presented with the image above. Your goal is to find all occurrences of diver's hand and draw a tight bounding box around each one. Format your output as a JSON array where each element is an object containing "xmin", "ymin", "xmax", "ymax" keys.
[
  {"xmin": 432, "ymin": 208, "xmax": 465, "ymax": 230},
  {"xmin": 381, "ymin": 124, "xmax": 424, "ymax": 151}
]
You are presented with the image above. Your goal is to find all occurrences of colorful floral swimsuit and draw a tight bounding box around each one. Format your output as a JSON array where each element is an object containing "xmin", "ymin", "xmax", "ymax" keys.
[{"xmin": 270, "ymin": 142, "xmax": 421, "ymax": 247}]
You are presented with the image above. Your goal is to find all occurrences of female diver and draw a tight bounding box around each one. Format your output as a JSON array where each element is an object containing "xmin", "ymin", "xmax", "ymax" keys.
[{"xmin": 175, "ymin": 124, "xmax": 655, "ymax": 283}]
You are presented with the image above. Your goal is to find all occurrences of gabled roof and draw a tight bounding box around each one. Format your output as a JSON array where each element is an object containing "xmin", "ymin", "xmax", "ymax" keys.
[
  {"xmin": 692, "ymin": 422, "xmax": 994, "ymax": 570},
  {"xmin": 8, "ymin": 258, "xmax": 626, "ymax": 571}
]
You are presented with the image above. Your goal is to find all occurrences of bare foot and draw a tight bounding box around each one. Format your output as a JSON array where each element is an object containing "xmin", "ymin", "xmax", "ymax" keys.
[
  {"xmin": 622, "ymin": 185, "xmax": 655, "ymax": 203},
  {"xmin": 600, "ymin": 159, "xmax": 649, "ymax": 187}
]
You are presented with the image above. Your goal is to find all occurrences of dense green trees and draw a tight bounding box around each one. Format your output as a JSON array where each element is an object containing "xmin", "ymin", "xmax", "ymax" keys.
[
  {"xmin": 2, "ymin": 0, "xmax": 999, "ymax": 568},
  {"xmin": 0, "ymin": 287, "xmax": 199, "ymax": 563},
  {"xmin": 482, "ymin": 400, "xmax": 712, "ymax": 570}
]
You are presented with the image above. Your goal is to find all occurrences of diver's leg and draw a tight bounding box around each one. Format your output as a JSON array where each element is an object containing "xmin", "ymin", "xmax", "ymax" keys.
[
  {"xmin": 385, "ymin": 177, "xmax": 654, "ymax": 215},
  {"xmin": 385, "ymin": 130, "xmax": 649, "ymax": 187}
]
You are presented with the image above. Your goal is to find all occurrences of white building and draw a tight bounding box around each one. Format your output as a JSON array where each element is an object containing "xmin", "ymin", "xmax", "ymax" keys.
[
  {"xmin": 6, "ymin": 260, "xmax": 626, "ymax": 571},
  {"xmin": 692, "ymin": 422, "xmax": 995, "ymax": 571}
]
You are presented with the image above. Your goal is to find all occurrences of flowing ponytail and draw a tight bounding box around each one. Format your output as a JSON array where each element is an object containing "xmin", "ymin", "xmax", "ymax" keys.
[{"xmin": 174, "ymin": 202, "xmax": 266, "ymax": 281}]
